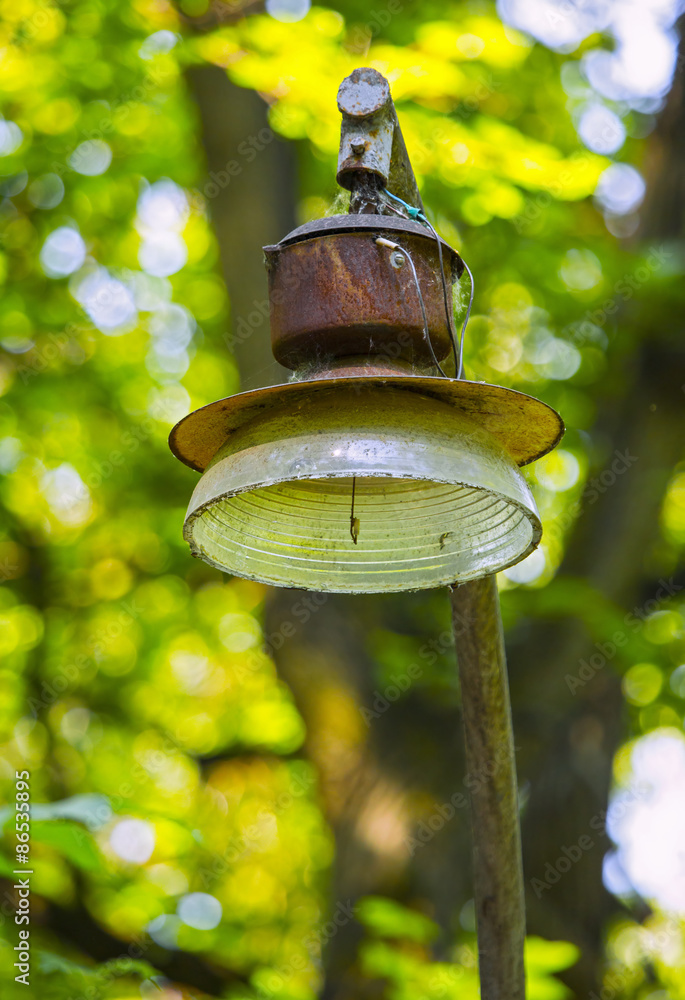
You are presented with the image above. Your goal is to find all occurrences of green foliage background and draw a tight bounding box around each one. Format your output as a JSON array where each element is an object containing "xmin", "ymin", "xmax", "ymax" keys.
[{"xmin": 0, "ymin": 0, "xmax": 684, "ymax": 998}]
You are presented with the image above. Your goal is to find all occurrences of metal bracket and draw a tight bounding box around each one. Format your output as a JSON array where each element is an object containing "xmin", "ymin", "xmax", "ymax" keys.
[{"xmin": 336, "ymin": 67, "xmax": 424, "ymax": 214}]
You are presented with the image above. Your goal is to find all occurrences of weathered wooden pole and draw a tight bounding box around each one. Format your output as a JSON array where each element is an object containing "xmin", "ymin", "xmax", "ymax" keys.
[{"xmin": 451, "ymin": 576, "xmax": 526, "ymax": 999}]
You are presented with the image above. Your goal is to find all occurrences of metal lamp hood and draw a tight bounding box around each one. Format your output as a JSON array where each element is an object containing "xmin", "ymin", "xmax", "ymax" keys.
[{"xmin": 169, "ymin": 69, "xmax": 564, "ymax": 593}]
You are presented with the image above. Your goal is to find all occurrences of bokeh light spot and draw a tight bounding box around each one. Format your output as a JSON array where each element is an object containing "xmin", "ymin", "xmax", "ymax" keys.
[
  {"xmin": 139, "ymin": 233, "xmax": 188, "ymax": 277},
  {"xmin": 502, "ymin": 547, "xmax": 546, "ymax": 585},
  {"xmin": 560, "ymin": 249, "xmax": 603, "ymax": 291},
  {"xmin": 177, "ymin": 892, "xmax": 222, "ymax": 929},
  {"xmin": 0, "ymin": 120, "xmax": 23, "ymax": 156},
  {"xmin": 266, "ymin": 0, "xmax": 311, "ymax": 22},
  {"xmin": 578, "ymin": 104, "xmax": 626, "ymax": 155},
  {"xmin": 595, "ymin": 163, "xmax": 646, "ymax": 216},
  {"xmin": 28, "ymin": 172, "xmax": 65, "ymax": 209},
  {"xmin": 139, "ymin": 30, "xmax": 179, "ymax": 60},
  {"xmin": 69, "ymin": 140, "xmax": 113, "ymax": 176},
  {"xmin": 110, "ymin": 818, "xmax": 155, "ymax": 864},
  {"xmin": 40, "ymin": 227, "xmax": 87, "ymax": 278},
  {"xmin": 73, "ymin": 267, "xmax": 137, "ymax": 332},
  {"xmin": 622, "ymin": 663, "xmax": 663, "ymax": 707}
]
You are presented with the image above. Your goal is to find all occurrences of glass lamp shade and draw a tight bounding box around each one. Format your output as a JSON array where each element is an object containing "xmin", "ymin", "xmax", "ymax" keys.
[{"xmin": 179, "ymin": 385, "xmax": 547, "ymax": 594}]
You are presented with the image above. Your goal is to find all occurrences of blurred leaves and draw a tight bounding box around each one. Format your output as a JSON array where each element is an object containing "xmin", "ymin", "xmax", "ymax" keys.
[
  {"xmin": 525, "ymin": 937, "xmax": 580, "ymax": 1000},
  {"xmin": 0, "ymin": 0, "xmax": 684, "ymax": 997},
  {"xmin": 33, "ymin": 953, "xmax": 160, "ymax": 1000},
  {"xmin": 357, "ymin": 896, "xmax": 439, "ymax": 944},
  {"xmin": 31, "ymin": 820, "xmax": 103, "ymax": 873}
]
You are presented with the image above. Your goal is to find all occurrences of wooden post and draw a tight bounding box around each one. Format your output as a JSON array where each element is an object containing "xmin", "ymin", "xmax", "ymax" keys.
[{"xmin": 450, "ymin": 575, "xmax": 526, "ymax": 1000}]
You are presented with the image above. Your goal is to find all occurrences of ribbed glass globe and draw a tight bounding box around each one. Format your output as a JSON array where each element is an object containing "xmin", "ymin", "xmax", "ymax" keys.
[{"xmin": 182, "ymin": 386, "xmax": 541, "ymax": 593}]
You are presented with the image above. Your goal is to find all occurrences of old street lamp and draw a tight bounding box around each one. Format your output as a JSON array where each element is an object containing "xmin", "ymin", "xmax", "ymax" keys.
[
  {"xmin": 170, "ymin": 68, "xmax": 562, "ymax": 594},
  {"xmin": 170, "ymin": 67, "xmax": 565, "ymax": 1000}
]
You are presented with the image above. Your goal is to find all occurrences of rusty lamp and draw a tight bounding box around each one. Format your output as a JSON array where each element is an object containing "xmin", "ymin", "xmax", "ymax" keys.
[
  {"xmin": 170, "ymin": 67, "xmax": 564, "ymax": 1000},
  {"xmin": 169, "ymin": 70, "xmax": 562, "ymax": 593}
]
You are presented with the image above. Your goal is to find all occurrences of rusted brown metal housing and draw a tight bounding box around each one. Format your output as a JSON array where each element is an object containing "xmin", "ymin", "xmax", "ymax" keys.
[{"xmin": 265, "ymin": 214, "xmax": 463, "ymax": 370}]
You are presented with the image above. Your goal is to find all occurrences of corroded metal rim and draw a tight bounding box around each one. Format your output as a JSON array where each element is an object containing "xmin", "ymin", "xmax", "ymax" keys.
[
  {"xmin": 268, "ymin": 214, "xmax": 464, "ymax": 278},
  {"xmin": 169, "ymin": 375, "xmax": 565, "ymax": 475}
]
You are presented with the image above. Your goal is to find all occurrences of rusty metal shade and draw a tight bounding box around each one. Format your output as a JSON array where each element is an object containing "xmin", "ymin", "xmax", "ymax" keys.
[{"xmin": 174, "ymin": 381, "xmax": 561, "ymax": 594}]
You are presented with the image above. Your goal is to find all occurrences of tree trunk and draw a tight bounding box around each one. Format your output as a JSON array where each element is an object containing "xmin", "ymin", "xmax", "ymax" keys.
[{"xmin": 187, "ymin": 64, "xmax": 294, "ymax": 387}]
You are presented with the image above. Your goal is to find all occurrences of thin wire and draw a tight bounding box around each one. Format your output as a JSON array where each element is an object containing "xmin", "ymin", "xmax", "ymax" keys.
[
  {"xmin": 384, "ymin": 189, "xmax": 422, "ymax": 220},
  {"xmin": 456, "ymin": 258, "xmax": 474, "ymax": 380},
  {"xmin": 384, "ymin": 193, "xmax": 459, "ymax": 372},
  {"xmin": 383, "ymin": 189, "xmax": 475, "ymax": 380},
  {"xmin": 382, "ymin": 201, "xmax": 411, "ymax": 221},
  {"xmin": 396, "ymin": 242, "xmax": 449, "ymax": 378},
  {"xmin": 420, "ymin": 214, "xmax": 460, "ymax": 378}
]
